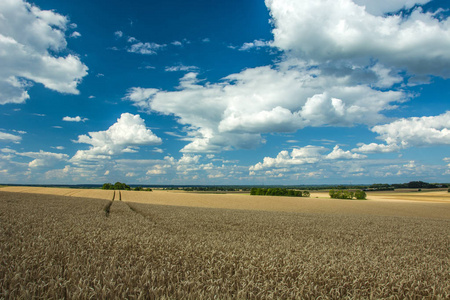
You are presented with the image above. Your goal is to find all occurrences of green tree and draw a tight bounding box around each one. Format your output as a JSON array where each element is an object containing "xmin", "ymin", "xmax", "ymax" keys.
[
  {"xmin": 102, "ymin": 183, "xmax": 113, "ymax": 190},
  {"xmin": 354, "ymin": 190, "xmax": 366, "ymax": 200}
]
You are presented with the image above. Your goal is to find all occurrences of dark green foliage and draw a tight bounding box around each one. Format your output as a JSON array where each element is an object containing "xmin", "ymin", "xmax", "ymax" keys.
[
  {"xmin": 102, "ymin": 183, "xmax": 113, "ymax": 190},
  {"xmin": 134, "ymin": 186, "xmax": 143, "ymax": 191},
  {"xmin": 329, "ymin": 189, "xmax": 354, "ymax": 199},
  {"xmin": 250, "ymin": 188, "xmax": 309, "ymax": 197},
  {"xmin": 392, "ymin": 181, "xmax": 438, "ymax": 189},
  {"xmin": 354, "ymin": 190, "xmax": 366, "ymax": 200},
  {"xmin": 183, "ymin": 186, "xmax": 251, "ymax": 192},
  {"xmin": 102, "ymin": 182, "xmax": 131, "ymax": 190},
  {"xmin": 330, "ymin": 189, "xmax": 366, "ymax": 200}
]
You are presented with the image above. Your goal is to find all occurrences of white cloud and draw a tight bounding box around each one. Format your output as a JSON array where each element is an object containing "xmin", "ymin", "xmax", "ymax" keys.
[
  {"xmin": 69, "ymin": 31, "xmax": 81, "ymax": 38},
  {"xmin": 250, "ymin": 144, "xmax": 369, "ymax": 174},
  {"xmin": 16, "ymin": 150, "xmax": 69, "ymax": 168},
  {"xmin": 266, "ymin": 0, "xmax": 450, "ymax": 77},
  {"xmin": 125, "ymin": 65, "xmax": 404, "ymax": 153},
  {"xmin": 325, "ymin": 145, "xmax": 367, "ymax": 160},
  {"xmin": 354, "ymin": 111, "xmax": 450, "ymax": 153},
  {"xmin": 0, "ymin": 131, "xmax": 22, "ymax": 143},
  {"xmin": 239, "ymin": 39, "xmax": 271, "ymax": 51},
  {"xmin": 178, "ymin": 154, "xmax": 201, "ymax": 165},
  {"xmin": 114, "ymin": 31, "xmax": 123, "ymax": 38},
  {"xmin": 146, "ymin": 168, "xmax": 166, "ymax": 175},
  {"xmin": 0, "ymin": 0, "xmax": 88, "ymax": 104},
  {"xmin": 63, "ymin": 116, "xmax": 88, "ymax": 122},
  {"xmin": 71, "ymin": 113, "xmax": 162, "ymax": 162},
  {"xmin": 372, "ymin": 111, "xmax": 450, "ymax": 147},
  {"xmin": 353, "ymin": 143, "xmax": 400, "ymax": 153},
  {"xmin": 127, "ymin": 41, "xmax": 165, "ymax": 55},
  {"xmin": 165, "ymin": 65, "xmax": 199, "ymax": 72},
  {"xmin": 250, "ymin": 146, "xmax": 327, "ymax": 171}
]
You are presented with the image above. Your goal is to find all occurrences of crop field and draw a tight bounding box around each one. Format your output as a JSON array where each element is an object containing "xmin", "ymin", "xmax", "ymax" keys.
[
  {"xmin": 0, "ymin": 188, "xmax": 449, "ymax": 298},
  {"xmin": 0, "ymin": 186, "xmax": 114, "ymax": 200}
]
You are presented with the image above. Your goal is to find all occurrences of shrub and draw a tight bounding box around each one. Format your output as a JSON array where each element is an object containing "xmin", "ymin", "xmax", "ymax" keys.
[
  {"xmin": 329, "ymin": 189, "xmax": 354, "ymax": 199},
  {"xmin": 302, "ymin": 191, "xmax": 310, "ymax": 197},
  {"xmin": 354, "ymin": 190, "xmax": 366, "ymax": 200}
]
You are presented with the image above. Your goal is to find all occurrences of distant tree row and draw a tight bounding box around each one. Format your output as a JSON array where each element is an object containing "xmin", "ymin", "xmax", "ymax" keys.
[
  {"xmin": 329, "ymin": 189, "xmax": 366, "ymax": 200},
  {"xmin": 102, "ymin": 182, "xmax": 152, "ymax": 191},
  {"xmin": 133, "ymin": 186, "xmax": 153, "ymax": 192},
  {"xmin": 103, "ymin": 182, "xmax": 130, "ymax": 190},
  {"xmin": 183, "ymin": 186, "xmax": 251, "ymax": 192},
  {"xmin": 250, "ymin": 188, "xmax": 310, "ymax": 197}
]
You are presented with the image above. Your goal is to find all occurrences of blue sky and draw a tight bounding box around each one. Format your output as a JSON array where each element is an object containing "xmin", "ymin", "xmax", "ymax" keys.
[{"xmin": 0, "ymin": 0, "xmax": 449, "ymax": 185}]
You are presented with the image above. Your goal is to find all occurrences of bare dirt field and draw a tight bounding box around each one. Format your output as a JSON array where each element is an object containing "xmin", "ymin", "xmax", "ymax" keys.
[{"xmin": 0, "ymin": 189, "xmax": 449, "ymax": 299}]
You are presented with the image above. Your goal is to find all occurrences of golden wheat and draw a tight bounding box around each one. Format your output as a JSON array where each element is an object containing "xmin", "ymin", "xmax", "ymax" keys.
[{"xmin": 1, "ymin": 190, "xmax": 449, "ymax": 299}]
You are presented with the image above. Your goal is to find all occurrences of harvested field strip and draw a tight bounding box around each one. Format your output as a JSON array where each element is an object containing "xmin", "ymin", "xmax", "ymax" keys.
[
  {"xmin": 121, "ymin": 190, "xmax": 450, "ymax": 219},
  {"xmin": 1, "ymin": 191, "xmax": 449, "ymax": 299}
]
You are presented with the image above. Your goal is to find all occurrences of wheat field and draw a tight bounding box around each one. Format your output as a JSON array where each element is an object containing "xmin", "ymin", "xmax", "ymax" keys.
[{"xmin": 1, "ymin": 187, "xmax": 449, "ymax": 298}]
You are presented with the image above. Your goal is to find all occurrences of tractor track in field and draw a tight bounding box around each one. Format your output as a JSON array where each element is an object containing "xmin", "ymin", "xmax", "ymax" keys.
[
  {"xmin": 120, "ymin": 191, "xmax": 157, "ymax": 224},
  {"xmin": 103, "ymin": 190, "xmax": 115, "ymax": 217}
]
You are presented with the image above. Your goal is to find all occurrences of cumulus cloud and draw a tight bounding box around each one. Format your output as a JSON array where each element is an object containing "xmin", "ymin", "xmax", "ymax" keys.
[
  {"xmin": 125, "ymin": 65, "xmax": 404, "ymax": 152},
  {"xmin": 251, "ymin": 144, "xmax": 367, "ymax": 172},
  {"xmin": 0, "ymin": 131, "xmax": 22, "ymax": 143},
  {"xmin": 124, "ymin": 36, "xmax": 166, "ymax": 55},
  {"xmin": 122, "ymin": 0, "xmax": 448, "ymax": 158},
  {"xmin": 250, "ymin": 146, "xmax": 327, "ymax": 171},
  {"xmin": 353, "ymin": 143, "xmax": 400, "ymax": 154},
  {"xmin": 0, "ymin": 0, "xmax": 88, "ymax": 104},
  {"xmin": 3, "ymin": 149, "xmax": 69, "ymax": 168},
  {"xmin": 24, "ymin": 150, "xmax": 69, "ymax": 168},
  {"xmin": 267, "ymin": 0, "xmax": 450, "ymax": 76},
  {"xmin": 128, "ymin": 42, "xmax": 165, "ymax": 55},
  {"xmin": 63, "ymin": 116, "xmax": 88, "ymax": 122},
  {"xmin": 354, "ymin": 111, "xmax": 450, "ymax": 153},
  {"xmin": 71, "ymin": 113, "xmax": 162, "ymax": 162},
  {"xmin": 325, "ymin": 145, "xmax": 367, "ymax": 160}
]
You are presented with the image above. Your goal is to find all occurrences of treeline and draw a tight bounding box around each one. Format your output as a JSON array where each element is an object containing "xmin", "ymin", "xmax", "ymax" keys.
[
  {"xmin": 365, "ymin": 181, "xmax": 447, "ymax": 191},
  {"xmin": 102, "ymin": 182, "xmax": 152, "ymax": 191},
  {"xmin": 329, "ymin": 189, "xmax": 366, "ymax": 200},
  {"xmin": 167, "ymin": 186, "xmax": 251, "ymax": 192},
  {"xmin": 250, "ymin": 188, "xmax": 310, "ymax": 197}
]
